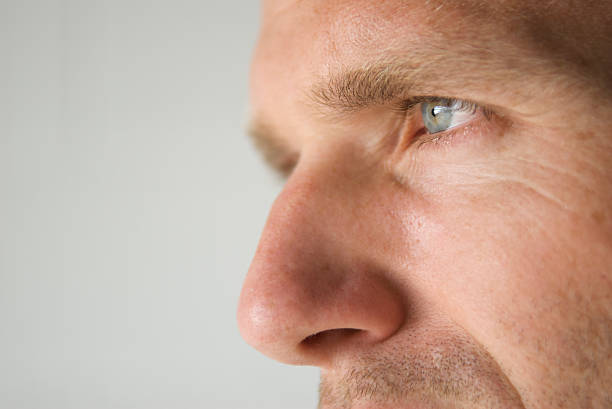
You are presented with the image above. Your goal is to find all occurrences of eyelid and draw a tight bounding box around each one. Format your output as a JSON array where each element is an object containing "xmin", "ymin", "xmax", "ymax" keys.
[{"xmin": 394, "ymin": 96, "xmax": 486, "ymax": 114}]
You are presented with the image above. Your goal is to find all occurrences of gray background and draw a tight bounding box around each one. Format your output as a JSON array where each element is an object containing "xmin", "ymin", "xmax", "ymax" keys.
[{"xmin": 0, "ymin": 1, "xmax": 319, "ymax": 408}]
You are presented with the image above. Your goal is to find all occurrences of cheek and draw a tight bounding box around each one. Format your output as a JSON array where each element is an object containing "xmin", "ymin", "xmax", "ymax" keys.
[
  {"xmin": 406, "ymin": 156, "xmax": 612, "ymax": 404},
  {"xmin": 424, "ymin": 185, "xmax": 574, "ymax": 335}
]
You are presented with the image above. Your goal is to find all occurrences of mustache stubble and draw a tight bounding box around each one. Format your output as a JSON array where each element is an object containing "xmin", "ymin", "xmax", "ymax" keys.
[{"xmin": 318, "ymin": 325, "xmax": 525, "ymax": 409}]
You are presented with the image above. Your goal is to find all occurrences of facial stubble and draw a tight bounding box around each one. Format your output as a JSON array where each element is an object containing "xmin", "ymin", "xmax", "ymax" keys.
[{"xmin": 318, "ymin": 325, "xmax": 525, "ymax": 409}]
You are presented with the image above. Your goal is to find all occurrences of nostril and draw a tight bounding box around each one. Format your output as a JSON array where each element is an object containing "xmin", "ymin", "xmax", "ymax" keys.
[{"xmin": 300, "ymin": 328, "xmax": 361, "ymax": 349}]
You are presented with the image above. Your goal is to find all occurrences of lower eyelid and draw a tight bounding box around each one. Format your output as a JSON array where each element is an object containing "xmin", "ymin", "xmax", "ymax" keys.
[
  {"xmin": 387, "ymin": 104, "xmax": 506, "ymax": 187},
  {"xmin": 415, "ymin": 126, "xmax": 466, "ymax": 149}
]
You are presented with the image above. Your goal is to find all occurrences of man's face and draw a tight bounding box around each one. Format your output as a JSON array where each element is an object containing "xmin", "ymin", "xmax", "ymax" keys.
[{"xmin": 238, "ymin": 1, "xmax": 612, "ymax": 408}]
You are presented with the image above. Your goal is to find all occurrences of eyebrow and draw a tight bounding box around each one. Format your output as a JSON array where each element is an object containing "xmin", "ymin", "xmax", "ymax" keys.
[
  {"xmin": 309, "ymin": 59, "xmax": 429, "ymax": 113},
  {"xmin": 248, "ymin": 119, "xmax": 299, "ymax": 177}
]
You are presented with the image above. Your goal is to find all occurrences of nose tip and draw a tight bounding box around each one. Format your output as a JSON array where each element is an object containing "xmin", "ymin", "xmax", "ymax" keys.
[
  {"xmin": 237, "ymin": 244, "xmax": 406, "ymax": 366},
  {"xmin": 237, "ymin": 281, "xmax": 311, "ymax": 365}
]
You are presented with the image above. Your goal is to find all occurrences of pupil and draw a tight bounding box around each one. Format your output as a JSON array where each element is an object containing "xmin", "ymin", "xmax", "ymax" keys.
[{"xmin": 431, "ymin": 105, "xmax": 445, "ymax": 117}]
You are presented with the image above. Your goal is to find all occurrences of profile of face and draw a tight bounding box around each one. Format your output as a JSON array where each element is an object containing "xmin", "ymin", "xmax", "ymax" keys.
[{"xmin": 237, "ymin": 1, "xmax": 612, "ymax": 408}]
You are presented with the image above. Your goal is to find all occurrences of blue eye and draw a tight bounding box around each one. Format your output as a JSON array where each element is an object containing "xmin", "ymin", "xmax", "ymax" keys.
[{"xmin": 421, "ymin": 99, "xmax": 478, "ymax": 134}]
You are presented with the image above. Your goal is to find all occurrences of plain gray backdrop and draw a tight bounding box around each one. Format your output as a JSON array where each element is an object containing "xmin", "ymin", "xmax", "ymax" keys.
[{"xmin": 0, "ymin": 1, "xmax": 319, "ymax": 408}]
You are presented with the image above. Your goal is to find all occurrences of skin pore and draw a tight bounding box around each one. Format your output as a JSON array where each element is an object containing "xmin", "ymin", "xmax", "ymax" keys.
[{"xmin": 238, "ymin": 1, "xmax": 612, "ymax": 408}]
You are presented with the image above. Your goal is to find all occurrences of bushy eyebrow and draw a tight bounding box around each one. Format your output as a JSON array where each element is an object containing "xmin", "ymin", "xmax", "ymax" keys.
[{"xmin": 309, "ymin": 59, "xmax": 428, "ymax": 113}]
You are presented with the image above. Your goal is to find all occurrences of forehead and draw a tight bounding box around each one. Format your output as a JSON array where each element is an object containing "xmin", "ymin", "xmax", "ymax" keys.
[
  {"xmin": 255, "ymin": 0, "xmax": 474, "ymax": 81},
  {"xmin": 260, "ymin": 0, "xmax": 503, "ymax": 44},
  {"xmin": 256, "ymin": 0, "xmax": 539, "ymax": 73}
]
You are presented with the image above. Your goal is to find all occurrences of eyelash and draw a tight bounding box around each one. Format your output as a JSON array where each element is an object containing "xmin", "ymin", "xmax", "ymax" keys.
[{"xmin": 394, "ymin": 96, "xmax": 493, "ymax": 150}]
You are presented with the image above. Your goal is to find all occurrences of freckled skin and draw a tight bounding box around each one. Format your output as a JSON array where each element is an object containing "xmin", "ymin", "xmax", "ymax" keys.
[{"xmin": 238, "ymin": 1, "xmax": 612, "ymax": 408}]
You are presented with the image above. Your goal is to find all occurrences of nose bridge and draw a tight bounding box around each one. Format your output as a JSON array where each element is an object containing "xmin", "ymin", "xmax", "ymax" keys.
[{"xmin": 237, "ymin": 150, "xmax": 406, "ymax": 366}]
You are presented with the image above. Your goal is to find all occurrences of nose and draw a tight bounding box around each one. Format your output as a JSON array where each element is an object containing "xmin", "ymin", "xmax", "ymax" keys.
[{"xmin": 237, "ymin": 152, "xmax": 406, "ymax": 367}]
